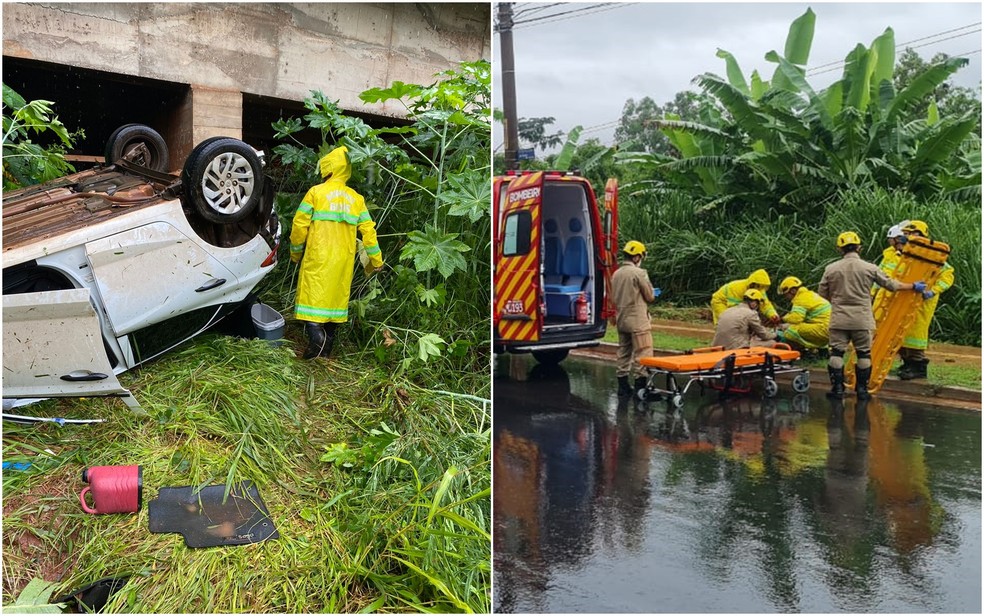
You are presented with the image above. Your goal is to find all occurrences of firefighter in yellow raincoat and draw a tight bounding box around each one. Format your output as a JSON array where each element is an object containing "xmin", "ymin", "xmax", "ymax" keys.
[
  {"xmin": 776, "ymin": 276, "xmax": 830, "ymax": 351},
  {"xmin": 710, "ymin": 269, "xmax": 780, "ymax": 326},
  {"xmin": 896, "ymin": 220, "xmax": 954, "ymax": 380},
  {"xmin": 872, "ymin": 221, "xmax": 909, "ymax": 300},
  {"xmin": 290, "ymin": 146, "xmax": 383, "ymax": 359}
]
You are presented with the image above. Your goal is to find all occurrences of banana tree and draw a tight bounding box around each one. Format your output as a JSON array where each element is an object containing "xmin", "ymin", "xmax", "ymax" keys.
[{"xmin": 615, "ymin": 8, "xmax": 980, "ymax": 215}]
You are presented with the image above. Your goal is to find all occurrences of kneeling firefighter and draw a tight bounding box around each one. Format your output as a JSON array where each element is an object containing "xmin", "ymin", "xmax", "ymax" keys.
[{"xmin": 290, "ymin": 146, "xmax": 384, "ymax": 359}]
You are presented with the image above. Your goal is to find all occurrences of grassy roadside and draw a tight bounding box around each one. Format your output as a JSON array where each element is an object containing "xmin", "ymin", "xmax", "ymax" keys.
[
  {"xmin": 602, "ymin": 324, "xmax": 982, "ymax": 391},
  {"xmin": 2, "ymin": 331, "xmax": 490, "ymax": 613}
]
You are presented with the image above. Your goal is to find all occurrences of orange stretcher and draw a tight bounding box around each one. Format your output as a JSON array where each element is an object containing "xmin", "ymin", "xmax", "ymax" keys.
[
  {"xmin": 638, "ymin": 344, "xmax": 810, "ymax": 407},
  {"xmin": 845, "ymin": 235, "xmax": 951, "ymax": 393}
]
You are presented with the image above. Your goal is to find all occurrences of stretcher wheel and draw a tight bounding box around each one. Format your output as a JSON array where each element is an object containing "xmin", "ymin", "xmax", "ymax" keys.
[
  {"xmin": 793, "ymin": 394, "xmax": 810, "ymax": 414},
  {"xmin": 792, "ymin": 372, "xmax": 810, "ymax": 393},
  {"xmin": 763, "ymin": 378, "xmax": 779, "ymax": 398},
  {"xmin": 671, "ymin": 394, "xmax": 684, "ymax": 409},
  {"xmin": 636, "ymin": 387, "xmax": 648, "ymax": 402}
]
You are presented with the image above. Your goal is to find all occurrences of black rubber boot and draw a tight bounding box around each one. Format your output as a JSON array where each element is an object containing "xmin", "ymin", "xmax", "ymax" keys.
[
  {"xmin": 901, "ymin": 358, "xmax": 929, "ymax": 380},
  {"xmin": 617, "ymin": 376, "xmax": 631, "ymax": 396},
  {"xmin": 319, "ymin": 323, "xmax": 338, "ymax": 358},
  {"xmin": 826, "ymin": 366, "xmax": 845, "ymax": 399},
  {"xmin": 303, "ymin": 323, "xmax": 327, "ymax": 360},
  {"xmin": 896, "ymin": 358, "xmax": 915, "ymax": 379},
  {"xmin": 855, "ymin": 366, "xmax": 872, "ymax": 400},
  {"xmin": 633, "ymin": 376, "xmax": 648, "ymax": 396}
]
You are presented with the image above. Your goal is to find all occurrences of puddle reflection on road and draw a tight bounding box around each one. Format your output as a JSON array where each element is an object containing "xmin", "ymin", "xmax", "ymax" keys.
[{"xmin": 493, "ymin": 354, "xmax": 982, "ymax": 613}]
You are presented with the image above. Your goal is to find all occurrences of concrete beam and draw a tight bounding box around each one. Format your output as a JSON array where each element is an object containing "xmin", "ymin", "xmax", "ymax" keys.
[{"xmin": 2, "ymin": 3, "xmax": 490, "ymax": 119}]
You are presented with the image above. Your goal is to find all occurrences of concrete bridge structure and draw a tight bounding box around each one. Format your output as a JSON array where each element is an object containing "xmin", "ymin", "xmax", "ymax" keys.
[{"xmin": 2, "ymin": 2, "xmax": 490, "ymax": 165}]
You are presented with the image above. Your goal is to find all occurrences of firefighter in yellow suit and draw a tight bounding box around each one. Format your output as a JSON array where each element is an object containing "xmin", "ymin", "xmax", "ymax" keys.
[
  {"xmin": 290, "ymin": 146, "xmax": 384, "ymax": 359},
  {"xmin": 896, "ymin": 220, "xmax": 954, "ymax": 380},
  {"xmin": 872, "ymin": 221, "xmax": 909, "ymax": 301},
  {"xmin": 710, "ymin": 269, "xmax": 780, "ymax": 326},
  {"xmin": 776, "ymin": 276, "xmax": 830, "ymax": 351}
]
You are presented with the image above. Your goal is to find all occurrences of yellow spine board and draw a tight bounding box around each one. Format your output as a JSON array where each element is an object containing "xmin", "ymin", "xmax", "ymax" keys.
[{"xmin": 845, "ymin": 236, "xmax": 950, "ymax": 393}]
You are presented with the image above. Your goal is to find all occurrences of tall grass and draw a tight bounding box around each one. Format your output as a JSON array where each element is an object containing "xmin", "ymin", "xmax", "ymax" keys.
[
  {"xmin": 619, "ymin": 186, "xmax": 981, "ymax": 345},
  {"xmin": 2, "ymin": 335, "xmax": 490, "ymax": 613}
]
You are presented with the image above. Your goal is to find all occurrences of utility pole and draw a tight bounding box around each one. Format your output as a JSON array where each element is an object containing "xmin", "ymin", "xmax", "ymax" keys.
[{"xmin": 498, "ymin": 2, "xmax": 520, "ymax": 171}]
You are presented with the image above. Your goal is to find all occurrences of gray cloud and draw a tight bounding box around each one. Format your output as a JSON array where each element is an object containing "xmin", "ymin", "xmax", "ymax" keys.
[{"xmin": 494, "ymin": 2, "xmax": 982, "ymax": 148}]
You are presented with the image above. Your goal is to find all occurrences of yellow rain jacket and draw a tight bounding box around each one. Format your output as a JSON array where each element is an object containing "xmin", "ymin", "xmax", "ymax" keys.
[
  {"xmin": 872, "ymin": 246, "xmax": 902, "ymax": 300},
  {"xmin": 782, "ymin": 286, "xmax": 831, "ymax": 349},
  {"xmin": 710, "ymin": 270, "xmax": 779, "ymax": 324},
  {"xmin": 290, "ymin": 147, "xmax": 383, "ymax": 323},
  {"xmin": 878, "ymin": 246, "xmax": 902, "ymax": 277},
  {"xmin": 901, "ymin": 261, "xmax": 953, "ymax": 350}
]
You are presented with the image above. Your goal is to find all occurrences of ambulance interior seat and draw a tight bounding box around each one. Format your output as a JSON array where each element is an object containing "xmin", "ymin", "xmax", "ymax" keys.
[
  {"xmin": 562, "ymin": 218, "xmax": 588, "ymax": 290},
  {"xmin": 543, "ymin": 219, "xmax": 564, "ymax": 289}
]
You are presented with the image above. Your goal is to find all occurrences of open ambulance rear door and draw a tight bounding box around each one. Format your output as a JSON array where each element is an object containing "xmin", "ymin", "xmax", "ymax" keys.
[
  {"xmin": 494, "ymin": 171, "xmax": 544, "ymax": 345},
  {"xmin": 601, "ymin": 178, "xmax": 619, "ymax": 321}
]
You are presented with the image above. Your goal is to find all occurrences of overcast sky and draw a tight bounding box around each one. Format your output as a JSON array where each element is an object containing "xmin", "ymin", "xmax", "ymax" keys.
[{"xmin": 492, "ymin": 1, "xmax": 982, "ymax": 151}]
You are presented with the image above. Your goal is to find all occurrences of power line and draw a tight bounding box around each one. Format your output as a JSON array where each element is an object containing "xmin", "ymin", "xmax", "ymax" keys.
[
  {"xmin": 808, "ymin": 29, "xmax": 981, "ymax": 77},
  {"xmin": 497, "ymin": 2, "xmax": 610, "ymax": 28},
  {"xmin": 512, "ymin": 3, "xmax": 566, "ymax": 19},
  {"xmin": 512, "ymin": 3, "xmax": 635, "ymax": 30},
  {"xmin": 512, "ymin": 3, "xmax": 617, "ymax": 27},
  {"xmin": 806, "ymin": 25, "xmax": 980, "ymax": 76},
  {"xmin": 807, "ymin": 22, "xmax": 981, "ymax": 72}
]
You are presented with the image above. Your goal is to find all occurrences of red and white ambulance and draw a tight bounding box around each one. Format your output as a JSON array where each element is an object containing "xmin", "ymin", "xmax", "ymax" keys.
[{"xmin": 493, "ymin": 170, "xmax": 619, "ymax": 364}]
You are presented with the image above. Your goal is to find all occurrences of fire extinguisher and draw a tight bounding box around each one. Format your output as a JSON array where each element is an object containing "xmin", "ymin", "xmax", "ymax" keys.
[{"xmin": 575, "ymin": 293, "xmax": 589, "ymax": 323}]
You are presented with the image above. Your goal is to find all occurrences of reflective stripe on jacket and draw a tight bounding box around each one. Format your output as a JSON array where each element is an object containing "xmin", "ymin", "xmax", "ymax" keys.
[
  {"xmin": 710, "ymin": 277, "xmax": 778, "ymax": 324},
  {"xmin": 290, "ymin": 149, "xmax": 383, "ymax": 323},
  {"xmin": 902, "ymin": 262, "xmax": 954, "ymax": 349},
  {"xmin": 782, "ymin": 287, "xmax": 830, "ymax": 349}
]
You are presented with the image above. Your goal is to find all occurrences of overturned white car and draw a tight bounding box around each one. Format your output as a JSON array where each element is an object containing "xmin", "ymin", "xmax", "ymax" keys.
[{"xmin": 2, "ymin": 125, "xmax": 282, "ymax": 411}]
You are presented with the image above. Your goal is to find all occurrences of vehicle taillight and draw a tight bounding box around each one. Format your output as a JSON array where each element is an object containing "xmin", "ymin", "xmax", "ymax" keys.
[{"xmin": 261, "ymin": 241, "xmax": 279, "ymax": 268}]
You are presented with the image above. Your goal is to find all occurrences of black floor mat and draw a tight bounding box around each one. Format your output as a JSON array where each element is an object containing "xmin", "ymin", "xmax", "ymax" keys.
[
  {"xmin": 148, "ymin": 481, "xmax": 279, "ymax": 548},
  {"xmin": 55, "ymin": 576, "xmax": 130, "ymax": 613}
]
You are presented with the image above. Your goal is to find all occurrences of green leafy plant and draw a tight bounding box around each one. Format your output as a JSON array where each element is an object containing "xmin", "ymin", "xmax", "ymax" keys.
[
  {"xmin": 3, "ymin": 578, "xmax": 65, "ymax": 613},
  {"xmin": 263, "ymin": 61, "xmax": 491, "ymax": 380},
  {"xmin": 615, "ymin": 9, "xmax": 980, "ymax": 214},
  {"xmin": 2, "ymin": 84, "xmax": 82, "ymax": 190}
]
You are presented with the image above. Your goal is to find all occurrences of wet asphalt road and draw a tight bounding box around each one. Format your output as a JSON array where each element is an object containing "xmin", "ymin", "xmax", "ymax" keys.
[{"xmin": 493, "ymin": 354, "xmax": 982, "ymax": 613}]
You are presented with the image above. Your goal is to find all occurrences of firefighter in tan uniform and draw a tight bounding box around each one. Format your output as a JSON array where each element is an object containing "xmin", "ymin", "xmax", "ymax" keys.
[
  {"xmin": 817, "ymin": 231, "xmax": 924, "ymax": 400},
  {"xmin": 611, "ymin": 240, "xmax": 657, "ymax": 396},
  {"xmin": 711, "ymin": 289, "xmax": 778, "ymax": 350}
]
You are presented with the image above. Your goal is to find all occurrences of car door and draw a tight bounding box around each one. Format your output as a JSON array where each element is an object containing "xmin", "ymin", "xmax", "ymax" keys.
[
  {"xmin": 84, "ymin": 221, "xmax": 238, "ymax": 336},
  {"xmin": 2, "ymin": 288, "xmax": 130, "ymax": 400},
  {"xmin": 495, "ymin": 171, "xmax": 544, "ymax": 344}
]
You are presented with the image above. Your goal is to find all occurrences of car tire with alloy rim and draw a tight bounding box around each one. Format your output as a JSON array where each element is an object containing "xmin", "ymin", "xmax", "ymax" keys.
[{"xmin": 182, "ymin": 138, "xmax": 264, "ymax": 224}]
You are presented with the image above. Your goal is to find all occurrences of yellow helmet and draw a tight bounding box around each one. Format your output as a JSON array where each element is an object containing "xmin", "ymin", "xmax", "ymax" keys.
[
  {"xmin": 837, "ymin": 231, "xmax": 861, "ymax": 248},
  {"xmin": 743, "ymin": 288, "xmax": 765, "ymax": 302},
  {"xmin": 779, "ymin": 276, "xmax": 802, "ymax": 294},
  {"xmin": 623, "ymin": 240, "xmax": 647, "ymax": 256},
  {"xmin": 747, "ymin": 269, "xmax": 771, "ymax": 288},
  {"xmin": 903, "ymin": 220, "xmax": 929, "ymax": 236}
]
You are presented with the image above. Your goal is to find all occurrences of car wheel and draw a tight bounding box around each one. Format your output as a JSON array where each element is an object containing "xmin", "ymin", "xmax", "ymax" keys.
[
  {"xmin": 531, "ymin": 348, "xmax": 569, "ymax": 365},
  {"xmin": 105, "ymin": 124, "xmax": 169, "ymax": 171},
  {"xmin": 182, "ymin": 138, "xmax": 264, "ymax": 225}
]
